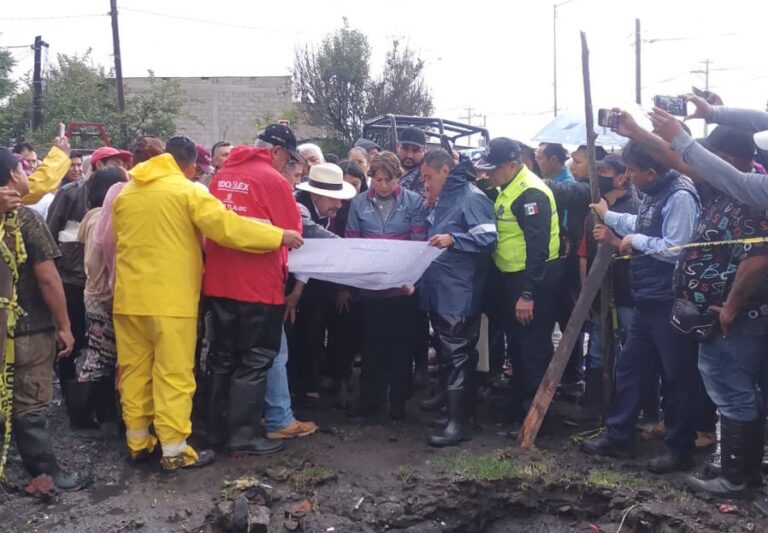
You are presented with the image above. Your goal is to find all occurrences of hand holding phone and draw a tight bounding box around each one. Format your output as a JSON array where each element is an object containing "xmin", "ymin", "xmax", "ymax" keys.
[
  {"xmin": 653, "ymin": 95, "xmax": 687, "ymax": 117},
  {"xmin": 597, "ymin": 109, "xmax": 619, "ymax": 129}
]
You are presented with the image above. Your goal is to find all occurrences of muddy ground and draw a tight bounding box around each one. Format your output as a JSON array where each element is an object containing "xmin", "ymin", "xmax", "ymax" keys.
[{"xmin": 1, "ymin": 382, "xmax": 768, "ymax": 533}]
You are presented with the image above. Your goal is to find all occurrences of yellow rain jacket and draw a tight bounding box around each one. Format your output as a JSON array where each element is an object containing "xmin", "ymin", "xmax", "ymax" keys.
[
  {"xmin": 112, "ymin": 153, "xmax": 284, "ymax": 318},
  {"xmin": 23, "ymin": 145, "xmax": 71, "ymax": 205}
]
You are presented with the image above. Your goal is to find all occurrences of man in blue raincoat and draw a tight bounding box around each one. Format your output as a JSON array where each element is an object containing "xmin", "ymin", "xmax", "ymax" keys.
[{"xmin": 419, "ymin": 149, "xmax": 498, "ymax": 447}]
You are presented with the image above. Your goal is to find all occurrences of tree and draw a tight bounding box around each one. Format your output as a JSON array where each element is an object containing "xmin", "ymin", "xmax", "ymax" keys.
[
  {"xmin": 253, "ymin": 106, "xmax": 304, "ymax": 133},
  {"xmin": 0, "ymin": 51, "xmax": 184, "ymax": 148},
  {"xmin": 292, "ymin": 22, "xmax": 433, "ymax": 145},
  {"xmin": 366, "ymin": 40, "xmax": 433, "ymax": 119},
  {"xmin": 293, "ymin": 19, "xmax": 371, "ymax": 145},
  {"xmin": 0, "ymin": 49, "xmax": 16, "ymax": 102}
]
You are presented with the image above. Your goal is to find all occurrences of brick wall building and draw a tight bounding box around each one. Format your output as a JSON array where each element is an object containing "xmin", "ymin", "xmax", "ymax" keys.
[{"xmin": 123, "ymin": 75, "xmax": 318, "ymax": 147}]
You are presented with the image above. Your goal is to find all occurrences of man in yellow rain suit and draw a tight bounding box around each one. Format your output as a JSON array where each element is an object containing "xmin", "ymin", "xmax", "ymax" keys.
[
  {"xmin": 23, "ymin": 137, "xmax": 73, "ymax": 206},
  {"xmin": 111, "ymin": 136, "xmax": 303, "ymax": 472}
]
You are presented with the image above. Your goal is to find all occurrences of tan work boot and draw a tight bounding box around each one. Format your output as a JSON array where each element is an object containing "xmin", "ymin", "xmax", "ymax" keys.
[{"xmin": 266, "ymin": 420, "xmax": 318, "ymax": 440}]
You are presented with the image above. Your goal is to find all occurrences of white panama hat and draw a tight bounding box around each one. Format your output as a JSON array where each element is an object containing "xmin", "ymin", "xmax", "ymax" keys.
[
  {"xmin": 296, "ymin": 163, "xmax": 357, "ymax": 200},
  {"xmin": 755, "ymin": 130, "xmax": 768, "ymax": 151}
]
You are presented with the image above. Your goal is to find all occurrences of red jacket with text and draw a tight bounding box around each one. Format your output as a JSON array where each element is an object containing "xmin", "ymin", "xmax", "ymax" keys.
[{"xmin": 203, "ymin": 146, "xmax": 301, "ymax": 305}]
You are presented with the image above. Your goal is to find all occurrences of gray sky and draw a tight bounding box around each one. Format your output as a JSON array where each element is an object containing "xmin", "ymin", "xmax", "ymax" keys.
[{"xmin": 3, "ymin": 0, "xmax": 768, "ymax": 144}]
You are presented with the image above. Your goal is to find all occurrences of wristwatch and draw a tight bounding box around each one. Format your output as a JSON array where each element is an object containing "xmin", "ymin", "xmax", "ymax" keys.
[{"xmin": 520, "ymin": 291, "xmax": 534, "ymax": 301}]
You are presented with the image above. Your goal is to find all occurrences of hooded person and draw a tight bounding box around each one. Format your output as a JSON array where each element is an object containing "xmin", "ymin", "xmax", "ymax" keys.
[
  {"xmin": 111, "ymin": 136, "xmax": 303, "ymax": 471},
  {"xmin": 93, "ymin": 137, "xmax": 165, "ymax": 291},
  {"xmin": 418, "ymin": 150, "xmax": 497, "ymax": 446},
  {"xmin": 202, "ymin": 126, "xmax": 307, "ymax": 456}
]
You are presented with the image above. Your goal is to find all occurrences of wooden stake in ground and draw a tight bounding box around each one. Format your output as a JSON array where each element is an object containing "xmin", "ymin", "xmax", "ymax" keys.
[{"xmin": 518, "ymin": 31, "xmax": 613, "ymax": 449}]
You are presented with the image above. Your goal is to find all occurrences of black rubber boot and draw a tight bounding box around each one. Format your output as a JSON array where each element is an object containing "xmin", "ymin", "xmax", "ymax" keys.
[
  {"xmin": 684, "ymin": 415, "xmax": 751, "ymax": 499},
  {"xmin": 228, "ymin": 364, "xmax": 284, "ymax": 457},
  {"xmin": 580, "ymin": 433, "xmax": 636, "ymax": 459},
  {"xmin": 747, "ymin": 413, "xmax": 765, "ymax": 487},
  {"xmin": 92, "ymin": 379, "xmax": 118, "ymax": 425},
  {"xmin": 561, "ymin": 367, "xmax": 603, "ymax": 427},
  {"xmin": 647, "ymin": 449, "xmax": 693, "ymax": 474},
  {"xmin": 12, "ymin": 415, "xmax": 91, "ymax": 491},
  {"xmin": 205, "ymin": 371, "xmax": 232, "ymax": 449},
  {"xmin": 428, "ymin": 389, "xmax": 468, "ymax": 447},
  {"xmin": 431, "ymin": 381, "xmax": 479, "ymax": 433},
  {"xmin": 61, "ymin": 379, "xmax": 99, "ymax": 430},
  {"xmin": 421, "ymin": 367, "xmax": 448, "ymax": 412}
]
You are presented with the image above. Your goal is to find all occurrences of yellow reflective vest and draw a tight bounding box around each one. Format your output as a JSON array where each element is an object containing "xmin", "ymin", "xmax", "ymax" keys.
[{"xmin": 493, "ymin": 166, "xmax": 560, "ymax": 273}]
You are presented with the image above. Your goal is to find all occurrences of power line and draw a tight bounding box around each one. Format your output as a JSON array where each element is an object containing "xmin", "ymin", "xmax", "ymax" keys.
[
  {"xmin": 3, "ymin": 13, "xmax": 107, "ymax": 21},
  {"xmin": 120, "ymin": 7, "xmax": 301, "ymax": 35}
]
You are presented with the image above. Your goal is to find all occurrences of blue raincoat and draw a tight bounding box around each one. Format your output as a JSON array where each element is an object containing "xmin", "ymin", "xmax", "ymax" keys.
[{"xmin": 420, "ymin": 162, "xmax": 498, "ymax": 317}]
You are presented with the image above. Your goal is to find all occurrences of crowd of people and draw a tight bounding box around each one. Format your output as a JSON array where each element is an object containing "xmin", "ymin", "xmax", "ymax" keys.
[{"xmin": 0, "ymin": 92, "xmax": 767, "ymax": 504}]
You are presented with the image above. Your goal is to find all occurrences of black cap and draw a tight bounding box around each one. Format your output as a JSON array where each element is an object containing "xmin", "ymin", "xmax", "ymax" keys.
[
  {"xmin": 474, "ymin": 138, "xmax": 522, "ymax": 171},
  {"xmin": 699, "ymin": 126, "xmax": 755, "ymax": 160},
  {"xmin": 0, "ymin": 148, "xmax": 20, "ymax": 186},
  {"xmin": 258, "ymin": 124, "xmax": 303, "ymax": 162},
  {"xmin": 596, "ymin": 154, "xmax": 626, "ymax": 175},
  {"xmin": 398, "ymin": 127, "xmax": 426, "ymax": 148},
  {"xmin": 355, "ymin": 138, "xmax": 381, "ymax": 152}
]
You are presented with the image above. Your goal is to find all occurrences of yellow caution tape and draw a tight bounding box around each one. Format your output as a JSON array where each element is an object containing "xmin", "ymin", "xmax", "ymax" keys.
[
  {"xmin": 612, "ymin": 236, "xmax": 768, "ymax": 261},
  {"xmin": 0, "ymin": 210, "xmax": 27, "ymax": 481}
]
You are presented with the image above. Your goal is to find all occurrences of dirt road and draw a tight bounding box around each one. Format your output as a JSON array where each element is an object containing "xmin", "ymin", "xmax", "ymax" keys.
[{"xmin": 1, "ymin": 389, "xmax": 766, "ymax": 532}]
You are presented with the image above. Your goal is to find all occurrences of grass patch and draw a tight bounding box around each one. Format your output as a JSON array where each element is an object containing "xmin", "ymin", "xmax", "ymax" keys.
[
  {"xmin": 396, "ymin": 465, "xmax": 418, "ymax": 484},
  {"xmin": 586, "ymin": 469, "xmax": 646, "ymax": 489},
  {"xmin": 436, "ymin": 449, "xmax": 549, "ymax": 483},
  {"xmin": 292, "ymin": 465, "xmax": 337, "ymax": 491}
]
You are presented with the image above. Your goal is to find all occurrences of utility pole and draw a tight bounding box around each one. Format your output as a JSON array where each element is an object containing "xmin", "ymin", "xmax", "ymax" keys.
[
  {"xmin": 460, "ymin": 106, "xmax": 484, "ymax": 147},
  {"xmin": 32, "ymin": 35, "xmax": 48, "ymax": 130},
  {"xmin": 110, "ymin": 0, "xmax": 125, "ymax": 116},
  {"xmin": 692, "ymin": 59, "xmax": 711, "ymax": 134},
  {"xmin": 553, "ymin": 4, "xmax": 558, "ymax": 117},
  {"xmin": 635, "ymin": 19, "xmax": 641, "ymax": 105},
  {"xmin": 552, "ymin": 0, "xmax": 575, "ymax": 117},
  {"xmin": 460, "ymin": 105, "xmax": 483, "ymax": 126}
]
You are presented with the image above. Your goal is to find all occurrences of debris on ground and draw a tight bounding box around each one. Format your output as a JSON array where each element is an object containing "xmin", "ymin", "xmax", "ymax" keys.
[{"xmin": 23, "ymin": 474, "xmax": 55, "ymax": 499}]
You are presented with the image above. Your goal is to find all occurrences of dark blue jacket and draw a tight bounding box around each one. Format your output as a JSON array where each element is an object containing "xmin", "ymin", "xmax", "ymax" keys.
[
  {"xmin": 420, "ymin": 162, "xmax": 497, "ymax": 317},
  {"xmin": 631, "ymin": 170, "xmax": 699, "ymax": 304}
]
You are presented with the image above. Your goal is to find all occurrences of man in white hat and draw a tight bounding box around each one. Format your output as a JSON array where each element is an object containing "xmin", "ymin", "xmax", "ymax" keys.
[{"xmin": 288, "ymin": 163, "xmax": 356, "ymax": 409}]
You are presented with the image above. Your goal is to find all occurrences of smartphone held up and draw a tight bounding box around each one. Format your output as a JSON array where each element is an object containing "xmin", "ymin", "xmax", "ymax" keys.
[
  {"xmin": 597, "ymin": 109, "xmax": 619, "ymax": 129},
  {"xmin": 653, "ymin": 95, "xmax": 687, "ymax": 117}
]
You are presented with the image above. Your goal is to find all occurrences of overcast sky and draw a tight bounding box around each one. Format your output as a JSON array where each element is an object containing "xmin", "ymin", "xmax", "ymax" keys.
[{"xmin": 3, "ymin": 0, "xmax": 767, "ymax": 144}]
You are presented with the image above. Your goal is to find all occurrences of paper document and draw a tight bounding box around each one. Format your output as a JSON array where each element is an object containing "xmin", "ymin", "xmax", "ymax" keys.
[{"xmin": 287, "ymin": 238, "xmax": 445, "ymax": 290}]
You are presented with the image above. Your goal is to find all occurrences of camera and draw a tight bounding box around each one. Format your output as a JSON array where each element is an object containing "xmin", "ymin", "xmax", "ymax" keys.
[
  {"xmin": 598, "ymin": 109, "xmax": 619, "ymax": 129},
  {"xmin": 653, "ymin": 95, "xmax": 687, "ymax": 117}
]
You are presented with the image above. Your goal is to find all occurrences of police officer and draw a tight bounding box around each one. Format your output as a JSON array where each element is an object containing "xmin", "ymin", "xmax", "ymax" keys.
[{"xmin": 475, "ymin": 138, "xmax": 562, "ymax": 423}]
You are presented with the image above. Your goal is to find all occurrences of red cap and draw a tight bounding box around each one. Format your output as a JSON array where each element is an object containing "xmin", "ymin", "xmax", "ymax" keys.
[
  {"xmin": 91, "ymin": 146, "xmax": 132, "ymax": 167},
  {"xmin": 195, "ymin": 144, "xmax": 214, "ymax": 174}
]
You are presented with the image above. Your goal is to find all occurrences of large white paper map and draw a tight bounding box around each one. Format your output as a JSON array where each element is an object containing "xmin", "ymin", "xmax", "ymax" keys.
[{"xmin": 288, "ymin": 238, "xmax": 445, "ymax": 290}]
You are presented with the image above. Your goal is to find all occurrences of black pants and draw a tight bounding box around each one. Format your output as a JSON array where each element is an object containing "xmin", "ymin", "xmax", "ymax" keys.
[
  {"xmin": 361, "ymin": 295, "xmax": 416, "ymax": 409},
  {"xmin": 412, "ymin": 304, "xmax": 430, "ymax": 373},
  {"xmin": 295, "ymin": 280, "xmax": 331, "ymax": 395},
  {"xmin": 326, "ymin": 301, "xmax": 363, "ymax": 381},
  {"xmin": 58, "ymin": 283, "xmax": 86, "ymax": 381},
  {"xmin": 501, "ymin": 260, "xmax": 563, "ymax": 415},
  {"xmin": 557, "ymin": 254, "xmax": 584, "ymax": 383},
  {"xmin": 432, "ymin": 314, "xmax": 481, "ymax": 391},
  {"xmin": 207, "ymin": 297, "xmax": 283, "ymax": 446},
  {"xmin": 606, "ymin": 301, "xmax": 698, "ymax": 452}
]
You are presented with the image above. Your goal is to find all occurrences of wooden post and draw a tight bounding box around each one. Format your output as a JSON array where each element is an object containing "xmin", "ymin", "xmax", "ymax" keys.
[{"xmin": 518, "ymin": 31, "xmax": 614, "ymax": 448}]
